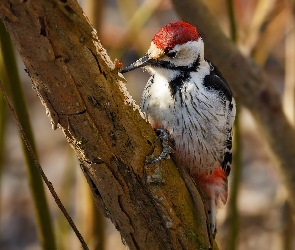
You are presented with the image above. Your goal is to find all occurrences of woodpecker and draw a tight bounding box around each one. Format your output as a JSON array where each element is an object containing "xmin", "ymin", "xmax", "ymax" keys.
[{"xmin": 121, "ymin": 21, "xmax": 236, "ymax": 235}]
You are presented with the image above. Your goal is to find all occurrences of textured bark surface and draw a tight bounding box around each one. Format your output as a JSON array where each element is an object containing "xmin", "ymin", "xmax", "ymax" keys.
[
  {"xmin": 172, "ymin": 0, "xmax": 295, "ymax": 214},
  {"xmin": 0, "ymin": 0, "xmax": 217, "ymax": 249}
]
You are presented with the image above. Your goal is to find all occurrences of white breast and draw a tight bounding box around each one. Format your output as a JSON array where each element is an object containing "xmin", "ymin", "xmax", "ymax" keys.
[{"xmin": 141, "ymin": 64, "xmax": 235, "ymax": 174}]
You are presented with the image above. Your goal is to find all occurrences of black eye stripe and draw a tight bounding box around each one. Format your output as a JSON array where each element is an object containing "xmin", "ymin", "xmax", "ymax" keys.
[{"xmin": 150, "ymin": 55, "xmax": 200, "ymax": 72}]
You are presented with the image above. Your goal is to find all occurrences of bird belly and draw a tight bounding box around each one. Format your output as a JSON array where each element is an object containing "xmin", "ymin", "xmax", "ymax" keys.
[
  {"xmin": 141, "ymin": 80, "xmax": 230, "ymax": 207},
  {"xmin": 143, "ymin": 99, "xmax": 225, "ymax": 170},
  {"xmin": 146, "ymin": 108, "xmax": 229, "ymax": 208}
]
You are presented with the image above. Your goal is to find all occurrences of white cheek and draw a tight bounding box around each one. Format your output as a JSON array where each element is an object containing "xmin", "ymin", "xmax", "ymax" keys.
[
  {"xmin": 176, "ymin": 49, "xmax": 198, "ymax": 66},
  {"xmin": 171, "ymin": 40, "xmax": 204, "ymax": 67}
]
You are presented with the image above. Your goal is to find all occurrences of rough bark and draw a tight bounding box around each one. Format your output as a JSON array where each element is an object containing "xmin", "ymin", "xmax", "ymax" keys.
[
  {"xmin": 171, "ymin": 0, "xmax": 295, "ymax": 214},
  {"xmin": 0, "ymin": 0, "xmax": 216, "ymax": 249}
]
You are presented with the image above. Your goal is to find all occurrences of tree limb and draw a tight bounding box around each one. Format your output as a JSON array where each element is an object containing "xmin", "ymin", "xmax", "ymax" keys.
[
  {"xmin": 0, "ymin": 0, "xmax": 217, "ymax": 249},
  {"xmin": 171, "ymin": 0, "xmax": 295, "ymax": 214}
]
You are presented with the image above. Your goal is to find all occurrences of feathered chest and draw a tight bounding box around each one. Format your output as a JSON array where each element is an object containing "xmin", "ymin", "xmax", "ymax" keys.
[{"xmin": 141, "ymin": 69, "xmax": 235, "ymax": 173}]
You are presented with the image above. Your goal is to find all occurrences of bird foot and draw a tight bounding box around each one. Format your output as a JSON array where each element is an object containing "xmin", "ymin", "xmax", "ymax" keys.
[{"xmin": 146, "ymin": 129, "xmax": 174, "ymax": 164}]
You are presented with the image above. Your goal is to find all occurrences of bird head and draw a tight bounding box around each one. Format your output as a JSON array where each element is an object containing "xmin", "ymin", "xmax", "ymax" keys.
[{"xmin": 121, "ymin": 21, "xmax": 204, "ymax": 75}]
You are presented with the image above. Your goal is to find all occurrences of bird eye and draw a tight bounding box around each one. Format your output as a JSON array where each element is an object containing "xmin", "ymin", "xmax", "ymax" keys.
[{"xmin": 165, "ymin": 50, "xmax": 177, "ymax": 58}]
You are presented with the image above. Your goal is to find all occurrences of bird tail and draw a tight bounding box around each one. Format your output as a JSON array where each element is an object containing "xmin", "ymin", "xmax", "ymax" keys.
[{"xmin": 193, "ymin": 167, "xmax": 228, "ymax": 236}]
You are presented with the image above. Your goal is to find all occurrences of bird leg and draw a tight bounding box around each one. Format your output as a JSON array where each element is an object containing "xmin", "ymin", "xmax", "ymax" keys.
[{"xmin": 146, "ymin": 129, "xmax": 174, "ymax": 164}]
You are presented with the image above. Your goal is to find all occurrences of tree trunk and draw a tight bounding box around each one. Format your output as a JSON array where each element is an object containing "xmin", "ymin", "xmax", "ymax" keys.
[{"xmin": 0, "ymin": 0, "xmax": 216, "ymax": 249}]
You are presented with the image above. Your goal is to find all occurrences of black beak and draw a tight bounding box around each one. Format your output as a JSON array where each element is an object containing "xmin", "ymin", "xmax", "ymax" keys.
[{"xmin": 120, "ymin": 54, "xmax": 151, "ymax": 74}]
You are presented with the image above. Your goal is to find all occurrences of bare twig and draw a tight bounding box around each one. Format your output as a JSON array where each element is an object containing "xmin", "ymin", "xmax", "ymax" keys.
[
  {"xmin": 0, "ymin": 81, "xmax": 89, "ymax": 250},
  {"xmin": 0, "ymin": 19, "xmax": 56, "ymax": 249},
  {"xmin": 283, "ymin": 5, "xmax": 295, "ymax": 125},
  {"xmin": 227, "ymin": 0, "xmax": 237, "ymax": 42},
  {"xmin": 225, "ymin": 1, "xmax": 242, "ymax": 249}
]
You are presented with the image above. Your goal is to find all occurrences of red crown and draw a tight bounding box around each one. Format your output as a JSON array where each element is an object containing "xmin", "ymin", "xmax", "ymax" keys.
[{"xmin": 152, "ymin": 21, "xmax": 200, "ymax": 51}]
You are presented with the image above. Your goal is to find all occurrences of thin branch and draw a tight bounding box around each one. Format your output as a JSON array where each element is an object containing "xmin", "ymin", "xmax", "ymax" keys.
[
  {"xmin": 225, "ymin": 1, "xmax": 241, "ymax": 249},
  {"xmin": 0, "ymin": 19, "xmax": 56, "ymax": 249},
  {"xmin": 0, "ymin": 81, "xmax": 89, "ymax": 250},
  {"xmin": 111, "ymin": 0, "xmax": 162, "ymax": 58},
  {"xmin": 283, "ymin": 4, "xmax": 295, "ymax": 125},
  {"xmin": 252, "ymin": 3, "xmax": 290, "ymax": 66},
  {"xmin": 227, "ymin": 0, "xmax": 237, "ymax": 43},
  {"xmin": 82, "ymin": 0, "xmax": 104, "ymax": 36},
  {"xmin": 0, "ymin": 49, "xmax": 7, "ymax": 190},
  {"xmin": 243, "ymin": 0, "xmax": 276, "ymax": 53}
]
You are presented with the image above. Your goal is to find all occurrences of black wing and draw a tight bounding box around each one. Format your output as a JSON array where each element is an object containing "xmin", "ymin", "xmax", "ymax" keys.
[
  {"xmin": 203, "ymin": 61, "xmax": 234, "ymax": 176},
  {"xmin": 221, "ymin": 130, "xmax": 233, "ymax": 176},
  {"xmin": 203, "ymin": 61, "xmax": 233, "ymax": 103}
]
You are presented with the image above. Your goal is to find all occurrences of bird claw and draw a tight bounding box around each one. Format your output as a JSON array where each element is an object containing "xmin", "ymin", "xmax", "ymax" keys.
[{"xmin": 146, "ymin": 129, "xmax": 174, "ymax": 164}]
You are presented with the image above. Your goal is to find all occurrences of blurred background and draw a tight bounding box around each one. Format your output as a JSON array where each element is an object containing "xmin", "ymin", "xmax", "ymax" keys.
[{"xmin": 0, "ymin": 0, "xmax": 294, "ymax": 249}]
